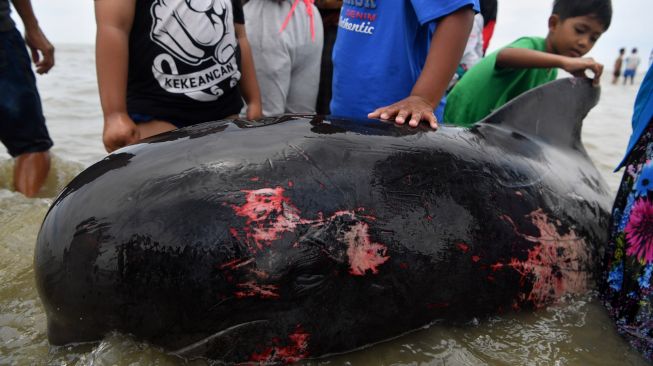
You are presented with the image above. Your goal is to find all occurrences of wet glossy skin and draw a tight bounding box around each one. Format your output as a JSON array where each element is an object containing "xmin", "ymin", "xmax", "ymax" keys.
[{"xmin": 35, "ymin": 78, "xmax": 611, "ymax": 363}]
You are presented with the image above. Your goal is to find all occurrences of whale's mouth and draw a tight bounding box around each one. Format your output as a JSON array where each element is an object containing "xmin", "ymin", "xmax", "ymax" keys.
[
  {"xmin": 173, "ymin": 319, "xmax": 270, "ymax": 360},
  {"xmin": 47, "ymin": 316, "xmax": 106, "ymax": 346}
]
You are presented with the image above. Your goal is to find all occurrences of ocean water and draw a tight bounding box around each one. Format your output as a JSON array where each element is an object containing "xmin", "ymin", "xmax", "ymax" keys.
[{"xmin": 0, "ymin": 44, "xmax": 649, "ymax": 365}]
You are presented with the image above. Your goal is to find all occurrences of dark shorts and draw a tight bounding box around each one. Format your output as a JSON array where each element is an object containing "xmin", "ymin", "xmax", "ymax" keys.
[
  {"xmin": 129, "ymin": 113, "xmax": 184, "ymax": 129},
  {"xmin": 0, "ymin": 28, "xmax": 52, "ymax": 157},
  {"xmin": 624, "ymin": 69, "xmax": 636, "ymax": 78},
  {"xmin": 129, "ymin": 112, "xmax": 238, "ymax": 129}
]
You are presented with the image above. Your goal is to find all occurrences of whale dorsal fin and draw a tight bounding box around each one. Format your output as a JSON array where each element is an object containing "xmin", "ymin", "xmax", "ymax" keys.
[{"xmin": 478, "ymin": 77, "xmax": 600, "ymax": 149}]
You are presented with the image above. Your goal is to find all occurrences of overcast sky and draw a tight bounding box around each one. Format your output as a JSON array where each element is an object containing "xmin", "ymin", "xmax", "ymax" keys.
[{"xmin": 14, "ymin": 0, "xmax": 653, "ymax": 68}]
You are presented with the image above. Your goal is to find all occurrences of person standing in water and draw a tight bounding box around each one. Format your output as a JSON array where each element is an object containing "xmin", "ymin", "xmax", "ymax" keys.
[
  {"xmin": 612, "ymin": 47, "xmax": 625, "ymax": 85},
  {"xmin": 623, "ymin": 47, "xmax": 641, "ymax": 85},
  {"xmin": 0, "ymin": 0, "xmax": 54, "ymax": 197},
  {"xmin": 243, "ymin": 0, "xmax": 324, "ymax": 116},
  {"xmin": 603, "ymin": 65, "xmax": 653, "ymax": 362},
  {"xmin": 95, "ymin": 0, "xmax": 262, "ymax": 153}
]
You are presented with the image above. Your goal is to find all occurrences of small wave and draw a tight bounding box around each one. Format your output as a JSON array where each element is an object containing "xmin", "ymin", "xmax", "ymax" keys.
[{"xmin": 0, "ymin": 154, "xmax": 85, "ymax": 199}]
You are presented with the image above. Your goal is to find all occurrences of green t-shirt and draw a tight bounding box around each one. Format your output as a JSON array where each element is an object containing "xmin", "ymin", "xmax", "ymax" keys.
[{"xmin": 443, "ymin": 37, "xmax": 558, "ymax": 127}]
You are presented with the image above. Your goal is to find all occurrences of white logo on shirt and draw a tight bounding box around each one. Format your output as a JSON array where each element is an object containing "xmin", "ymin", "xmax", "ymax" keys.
[{"xmin": 149, "ymin": 0, "xmax": 241, "ymax": 101}]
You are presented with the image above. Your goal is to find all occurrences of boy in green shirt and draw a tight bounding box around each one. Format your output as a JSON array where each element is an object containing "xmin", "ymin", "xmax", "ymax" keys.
[{"xmin": 444, "ymin": 0, "xmax": 612, "ymax": 127}]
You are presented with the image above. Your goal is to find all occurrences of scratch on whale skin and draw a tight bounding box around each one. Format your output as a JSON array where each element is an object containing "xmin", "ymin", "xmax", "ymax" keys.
[
  {"xmin": 498, "ymin": 209, "xmax": 590, "ymax": 307},
  {"xmin": 250, "ymin": 325, "xmax": 310, "ymax": 364},
  {"xmin": 229, "ymin": 187, "xmax": 390, "ymax": 276},
  {"xmin": 219, "ymin": 258, "xmax": 255, "ymax": 270},
  {"xmin": 234, "ymin": 281, "xmax": 280, "ymax": 299}
]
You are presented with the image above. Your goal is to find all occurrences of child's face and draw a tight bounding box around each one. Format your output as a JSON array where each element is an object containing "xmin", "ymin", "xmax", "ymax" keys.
[{"xmin": 548, "ymin": 15, "xmax": 606, "ymax": 57}]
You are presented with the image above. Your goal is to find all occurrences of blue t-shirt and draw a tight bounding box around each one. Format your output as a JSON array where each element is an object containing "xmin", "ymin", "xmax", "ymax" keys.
[
  {"xmin": 330, "ymin": 0, "xmax": 479, "ymax": 121},
  {"xmin": 616, "ymin": 66, "xmax": 653, "ymax": 171}
]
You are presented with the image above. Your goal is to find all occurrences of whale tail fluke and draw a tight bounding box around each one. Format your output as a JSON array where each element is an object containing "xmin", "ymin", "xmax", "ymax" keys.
[{"xmin": 480, "ymin": 77, "xmax": 600, "ymax": 150}]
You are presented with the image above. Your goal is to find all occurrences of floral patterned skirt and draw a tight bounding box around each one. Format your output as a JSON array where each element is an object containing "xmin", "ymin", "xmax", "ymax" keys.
[{"xmin": 604, "ymin": 123, "xmax": 653, "ymax": 360}]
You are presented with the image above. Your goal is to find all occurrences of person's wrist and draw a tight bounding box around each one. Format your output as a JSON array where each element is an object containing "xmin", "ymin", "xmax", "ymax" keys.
[
  {"xmin": 408, "ymin": 94, "xmax": 436, "ymax": 109},
  {"xmin": 248, "ymin": 100, "xmax": 262, "ymax": 109},
  {"xmin": 557, "ymin": 55, "xmax": 570, "ymax": 70},
  {"xmin": 104, "ymin": 111, "xmax": 131, "ymax": 124}
]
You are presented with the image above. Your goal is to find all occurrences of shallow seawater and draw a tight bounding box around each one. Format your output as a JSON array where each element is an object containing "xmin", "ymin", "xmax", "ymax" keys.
[
  {"xmin": 0, "ymin": 45, "xmax": 649, "ymax": 365},
  {"xmin": 304, "ymin": 295, "xmax": 646, "ymax": 366}
]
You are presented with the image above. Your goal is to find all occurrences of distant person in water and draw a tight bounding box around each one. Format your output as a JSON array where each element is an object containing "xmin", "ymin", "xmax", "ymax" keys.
[
  {"xmin": 612, "ymin": 47, "xmax": 625, "ymax": 85},
  {"xmin": 603, "ymin": 65, "xmax": 653, "ymax": 362},
  {"xmin": 444, "ymin": 0, "xmax": 611, "ymax": 127},
  {"xmin": 95, "ymin": 0, "xmax": 262, "ymax": 153},
  {"xmin": 0, "ymin": 0, "xmax": 55, "ymax": 197},
  {"xmin": 330, "ymin": 0, "xmax": 479, "ymax": 129},
  {"xmin": 623, "ymin": 48, "xmax": 641, "ymax": 85}
]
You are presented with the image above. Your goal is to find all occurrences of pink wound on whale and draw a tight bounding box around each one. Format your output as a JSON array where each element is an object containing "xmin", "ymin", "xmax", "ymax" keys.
[
  {"xmin": 344, "ymin": 221, "xmax": 389, "ymax": 276},
  {"xmin": 250, "ymin": 325, "xmax": 310, "ymax": 364},
  {"xmin": 231, "ymin": 187, "xmax": 390, "ymax": 275},
  {"xmin": 500, "ymin": 209, "xmax": 590, "ymax": 307},
  {"xmin": 231, "ymin": 187, "xmax": 305, "ymax": 250}
]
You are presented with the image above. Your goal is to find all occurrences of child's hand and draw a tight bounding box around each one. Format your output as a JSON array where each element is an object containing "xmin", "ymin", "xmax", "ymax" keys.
[
  {"xmin": 561, "ymin": 57, "xmax": 604, "ymax": 86},
  {"xmin": 368, "ymin": 96, "xmax": 438, "ymax": 129},
  {"xmin": 103, "ymin": 114, "xmax": 141, "ymax": 153}
]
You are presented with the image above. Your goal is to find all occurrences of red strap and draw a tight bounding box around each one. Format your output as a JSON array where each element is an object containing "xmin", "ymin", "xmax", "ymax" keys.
[
  {"xmin": 482, "ymin": 20, "xmax": 496, "ymax": 55},
  {"xmin": 279, "ymin": 0, "xmax": 316, "ymax": 42}
]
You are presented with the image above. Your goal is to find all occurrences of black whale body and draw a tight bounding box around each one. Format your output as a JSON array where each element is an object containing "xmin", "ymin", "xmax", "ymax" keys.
[{"xmin": 35, "ymin": 78, "xmax": 611, "ymax": 363}]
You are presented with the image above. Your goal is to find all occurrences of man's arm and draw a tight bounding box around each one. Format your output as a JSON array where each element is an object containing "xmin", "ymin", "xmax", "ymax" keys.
[
  {"xmin": 368, "ymin": 6, "xmax": 474, "ymax": 129},
  {"xmin": 95, "ymin": 0, "xmax": 140, "ymax": 152},
  {"xmin": 11, "ymin": 0, "xmax": 54, "ymax": 74},
  {"xmin": 496, "ymin": 48, "xmax": 603, "ymax": 86},
  {"xmin": 235, "ymin": 23, "xmax": 262, "ymax": 120}
]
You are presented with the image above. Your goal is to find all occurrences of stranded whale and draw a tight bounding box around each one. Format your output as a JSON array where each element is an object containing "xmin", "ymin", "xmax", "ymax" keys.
[{"xmin": 35, "ymin": 78, "xmax": 611, "ymax": 363}]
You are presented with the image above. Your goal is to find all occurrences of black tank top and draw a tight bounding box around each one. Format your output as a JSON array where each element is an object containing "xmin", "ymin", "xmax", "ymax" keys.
[
  {"xmin": 127, "ymin": 0, "xmax": 246, "ymax": 124},
  {"xmin": 0, "ymin": 0, "xmax": 15, "ymax": 32}
]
